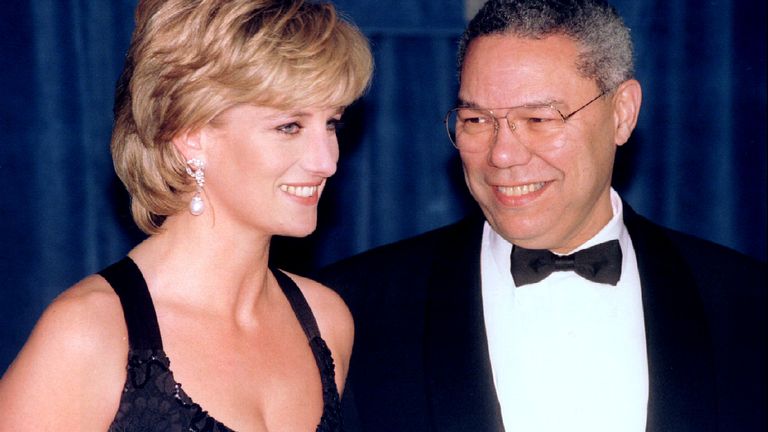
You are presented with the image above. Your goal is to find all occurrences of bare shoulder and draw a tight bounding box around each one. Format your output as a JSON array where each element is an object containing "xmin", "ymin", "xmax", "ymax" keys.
[
  {"xmin": 46, "ymin": 275, "xmax": 125, "ymax": 334},
  {"xmin": 0, "ymin": 274, "xmax": 128, "ymax": 430},
  {"xmin": 280, "ymin": 272, "xmax": 354, "ymax": 388},
  {"xmin": 31, "ymin": 274, "xmax": 127, "ymax": 356}
]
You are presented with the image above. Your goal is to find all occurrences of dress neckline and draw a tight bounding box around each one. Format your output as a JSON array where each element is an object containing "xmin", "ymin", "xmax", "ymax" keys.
[{"xmin": 99, "ymin": 256, "xmax": 342, "ymax": 431}]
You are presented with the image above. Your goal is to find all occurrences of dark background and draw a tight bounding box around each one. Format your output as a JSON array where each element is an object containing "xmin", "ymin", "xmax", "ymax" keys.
[{"xmin": 1, "ymin": 0, "xmax": 765, "ymax": 372}]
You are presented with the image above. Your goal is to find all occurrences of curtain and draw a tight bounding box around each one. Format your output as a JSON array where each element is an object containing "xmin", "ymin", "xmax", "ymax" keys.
[
  {"xmin": 1, "ymin": 0, "xmax": 764, "ymax": 372},
  {"xmin": 1, "ymin": 0, "xmax": 141, "ymax": 371}
]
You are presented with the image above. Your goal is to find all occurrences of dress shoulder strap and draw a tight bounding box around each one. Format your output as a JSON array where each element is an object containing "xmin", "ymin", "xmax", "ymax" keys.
[
  {"xmin": 98, "ymin": 256, "xmax": 164, "ymax": 350},
  {"xmin": 271, "ymin": 268, "xmax": 321, "ymax": 341},
  {"xmin": 271, "ymin": 269, "xmax": 343, "ymax": 429}
]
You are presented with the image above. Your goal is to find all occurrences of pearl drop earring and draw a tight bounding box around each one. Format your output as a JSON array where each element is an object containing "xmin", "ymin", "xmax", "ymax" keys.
[{"xmin": 185, "ymin": 158, "xmax": 206, "ymax": 216}]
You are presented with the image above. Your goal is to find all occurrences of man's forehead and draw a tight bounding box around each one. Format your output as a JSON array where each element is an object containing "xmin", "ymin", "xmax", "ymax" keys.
[{"xmin": 458, "ymin": 34, "xmax": 596, "ymax": 104}]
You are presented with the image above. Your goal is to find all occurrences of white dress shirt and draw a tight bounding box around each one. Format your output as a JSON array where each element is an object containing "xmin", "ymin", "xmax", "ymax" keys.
[{"xmin": 481, "ymin": 189, "xmax": 649, "ymax": 432}]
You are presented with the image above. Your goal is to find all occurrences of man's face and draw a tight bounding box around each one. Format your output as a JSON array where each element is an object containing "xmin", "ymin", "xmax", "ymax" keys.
[{"xmin": 458, "ymin": 34, "xmax": 633, "ymax": 253}]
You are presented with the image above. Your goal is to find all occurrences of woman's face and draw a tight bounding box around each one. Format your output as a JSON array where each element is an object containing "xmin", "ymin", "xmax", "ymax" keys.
[{"xmin": 197, "ymin": 103, "xmax": 342, "ymax": 238}]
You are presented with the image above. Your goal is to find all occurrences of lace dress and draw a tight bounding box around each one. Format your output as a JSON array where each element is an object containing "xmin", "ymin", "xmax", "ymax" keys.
[{"xmin": 99, "ymin": 257, "xmax": 343, "ymax": 431}]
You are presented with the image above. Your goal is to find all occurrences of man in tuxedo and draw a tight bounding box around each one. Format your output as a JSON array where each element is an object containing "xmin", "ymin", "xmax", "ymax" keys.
[{"xmin": 318, "ymin": 0, "xmax": 766, "ymax": 431}]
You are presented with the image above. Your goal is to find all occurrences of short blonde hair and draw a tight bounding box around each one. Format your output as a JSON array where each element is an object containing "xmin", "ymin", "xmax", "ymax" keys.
[{"xmin": 111, "ymin": 0, "xmax": 373, "ymax": 233}]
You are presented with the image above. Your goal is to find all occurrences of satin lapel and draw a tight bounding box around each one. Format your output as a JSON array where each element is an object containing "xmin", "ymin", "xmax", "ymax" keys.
[
  {"xmin": 423, "ymin": 216, "xmax": 505, "ymax": 432},
  {"xmin": 623, "ymin": 204, "xmax": 717, "ymax": 432}
]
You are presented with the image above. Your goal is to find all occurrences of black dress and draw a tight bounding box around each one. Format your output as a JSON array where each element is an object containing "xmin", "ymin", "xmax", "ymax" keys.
[{"xmin": 99, "ymin": 257, "xmax": 342, "ymax": 431}]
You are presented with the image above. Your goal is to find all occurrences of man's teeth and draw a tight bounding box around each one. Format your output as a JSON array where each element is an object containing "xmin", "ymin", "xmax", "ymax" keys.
[
  {"xmin": 497, "ymin": 182, "xmax": 545, "ymax": 196},
  {"xmin": 280, "ymin": 185, "xmax": 318, "ymax": 197}
]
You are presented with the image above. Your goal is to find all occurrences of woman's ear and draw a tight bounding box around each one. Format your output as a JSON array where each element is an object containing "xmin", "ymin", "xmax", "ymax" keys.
[
  {"xmin": 172, "ymin": 128, "xmax": 204, "ymax": 162},
  {"xmin": 612, "ymin": 79, "xmax": 642, "ymax": 147}
]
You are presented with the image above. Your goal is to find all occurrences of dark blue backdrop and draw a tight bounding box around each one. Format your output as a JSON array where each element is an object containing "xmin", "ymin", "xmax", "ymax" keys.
[{"xmin": 1, "ymin": 0, "xmax": 765, "ymax": 372}]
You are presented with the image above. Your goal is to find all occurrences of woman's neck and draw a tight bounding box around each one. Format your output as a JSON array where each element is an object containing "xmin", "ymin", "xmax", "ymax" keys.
[{"xmin": 127, "ymin": 212, "xmax": 277, "ymax": 325}]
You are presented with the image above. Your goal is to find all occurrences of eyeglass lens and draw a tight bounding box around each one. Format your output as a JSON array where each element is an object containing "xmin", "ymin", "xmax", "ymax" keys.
[{"xmin": 444, "ymin": 106, "xmax": 567, "ymax": 152}]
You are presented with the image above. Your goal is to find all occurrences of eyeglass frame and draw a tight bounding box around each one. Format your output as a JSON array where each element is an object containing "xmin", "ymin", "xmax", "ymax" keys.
[{"xmin": 443, "ymin": 90, "xmax": 608, "ymax": 150}]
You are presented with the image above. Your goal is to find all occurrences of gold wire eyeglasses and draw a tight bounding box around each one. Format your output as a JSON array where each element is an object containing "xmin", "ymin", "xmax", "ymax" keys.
[{"xmin": 444, "ymin": 91, "xmax": 607, "ymax": 152}]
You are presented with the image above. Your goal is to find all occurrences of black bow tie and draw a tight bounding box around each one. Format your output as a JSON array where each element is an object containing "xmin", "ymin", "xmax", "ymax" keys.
[{"xmin": 510, "ymin": 240, "xmax": 623, "ymax": 287}]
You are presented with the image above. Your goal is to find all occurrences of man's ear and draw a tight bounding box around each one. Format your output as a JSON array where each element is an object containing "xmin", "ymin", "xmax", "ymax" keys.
[
  {"xmin": 612, "ymin": 79, "xmax": 642, "ymax": 147},
  {"xmin": 172, "ymin": 128, "xmax": 204, "ymax": 162}
]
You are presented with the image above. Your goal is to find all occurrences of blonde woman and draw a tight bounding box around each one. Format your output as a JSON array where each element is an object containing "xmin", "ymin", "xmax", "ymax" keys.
[{"xmin": 0, "ymin": 0, "xmax": 372, "ymax": 430}]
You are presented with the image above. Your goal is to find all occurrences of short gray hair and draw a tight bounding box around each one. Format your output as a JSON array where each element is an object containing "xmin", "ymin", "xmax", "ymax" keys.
[{"xmin": 458, "ymin": 0, "xmax": 634, "ymax": 92}]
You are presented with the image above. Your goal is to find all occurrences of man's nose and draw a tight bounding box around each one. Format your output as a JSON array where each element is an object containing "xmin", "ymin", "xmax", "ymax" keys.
[{"xmin": 489, "ymin": 117, "xmax": 533, "ymax": 168}]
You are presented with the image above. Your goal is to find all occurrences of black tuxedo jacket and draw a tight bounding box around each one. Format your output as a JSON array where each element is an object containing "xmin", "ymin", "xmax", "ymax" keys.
[{"xmin": 318, "ymin": 205, "xmax": 766, "ymax": 431}]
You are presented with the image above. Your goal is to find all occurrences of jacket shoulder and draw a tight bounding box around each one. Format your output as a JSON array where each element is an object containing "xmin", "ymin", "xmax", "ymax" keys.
[
  {"xmin": 316, "ymin": 215, "xmax": 483, "ymax": 288},
  {"xmin": 625, "ymin": 206, "xmax": 765, "ymax": 278}
]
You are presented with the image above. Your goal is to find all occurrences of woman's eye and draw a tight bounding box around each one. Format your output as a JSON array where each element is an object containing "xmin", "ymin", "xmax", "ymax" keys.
[
  {"xmin": 327, "ymin": 118, "xmax": 344, "ymax": 132},
  {"xmin": 277, "ymin": 122, "xmax": 302, "ymax": 134}
]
